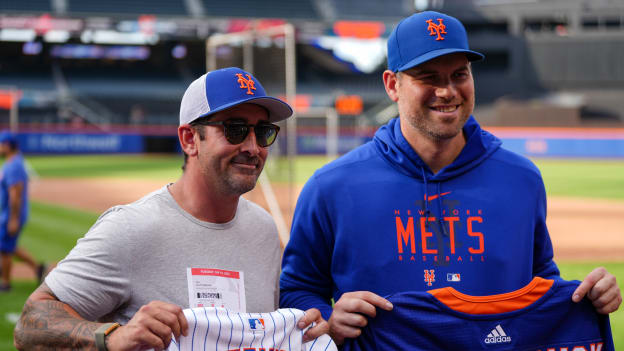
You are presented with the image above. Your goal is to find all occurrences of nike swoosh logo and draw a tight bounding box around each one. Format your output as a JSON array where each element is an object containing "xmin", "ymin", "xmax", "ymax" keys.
[{"xmin": 425, "ymin": 191, "xmax": 452, "ymax": 201}]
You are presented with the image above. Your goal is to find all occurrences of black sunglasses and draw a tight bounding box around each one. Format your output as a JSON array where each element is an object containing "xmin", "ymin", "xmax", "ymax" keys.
[{"xmin": 195, "ymin": 119, "xmax": 280, "ymax": 147}]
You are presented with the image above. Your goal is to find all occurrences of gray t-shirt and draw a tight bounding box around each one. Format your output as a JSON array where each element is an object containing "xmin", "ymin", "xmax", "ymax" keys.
[{"xmin": 45, "ymin": 186, "xmax": 281, "ymax": 324}]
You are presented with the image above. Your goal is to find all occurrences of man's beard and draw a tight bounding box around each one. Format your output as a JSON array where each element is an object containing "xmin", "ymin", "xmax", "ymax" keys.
[{"xmin": 220, "ymin": 154, "xmax": 263, "ymax": 196}]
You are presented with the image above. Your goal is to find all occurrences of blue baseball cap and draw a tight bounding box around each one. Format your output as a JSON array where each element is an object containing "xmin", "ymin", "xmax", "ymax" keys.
[
  {"xmin": 387, "ymin": 11, "xmax": 484, "ymax": 72},
  {"xmin": 179, "ymin": 67, "xmax": 293, "ymax": 125},
  {"xmin": 0, "ymin": 130, "xmax": 17, "ymax": 144}
]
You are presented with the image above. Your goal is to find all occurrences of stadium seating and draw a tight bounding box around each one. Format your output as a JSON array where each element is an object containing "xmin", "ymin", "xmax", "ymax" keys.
[
  {"xmin": 200, "ymin": 0, "xmax": 319, "ymax": 19},
  {"xmin": 67, "ymin": 0, "xmax": 188, "ymax": 16},
  {"xmin": 0, "ymin": 0, "xmax": 52, "ymax": 12},
  {"xmin": 329, "ymin": 0, "xmax": 410, "ymax": 20},
  {"xmin": 1, "ymin": 0, "xmax": 623, "ymax": 131}
]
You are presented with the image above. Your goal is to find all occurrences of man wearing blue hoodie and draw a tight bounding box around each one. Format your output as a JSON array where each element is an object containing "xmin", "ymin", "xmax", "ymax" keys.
[{"xmin": 279, "ymin": 11, "xmax": 621, "ymax": 344}]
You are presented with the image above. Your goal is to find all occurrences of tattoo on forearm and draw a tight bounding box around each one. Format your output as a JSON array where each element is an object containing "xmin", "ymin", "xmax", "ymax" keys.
[{"xmin": 14, "ymin": 285, "xmax": 100, "ymax": 350}]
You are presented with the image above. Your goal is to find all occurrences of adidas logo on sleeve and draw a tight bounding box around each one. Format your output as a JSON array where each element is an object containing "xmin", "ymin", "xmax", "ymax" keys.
[
  {"xmin": 342, "ymin": 277, "xmax": 614, "ymax": 351},
  {"xmin": 168, "ymin": 308, "xmax": 337, "ymax": 351}
]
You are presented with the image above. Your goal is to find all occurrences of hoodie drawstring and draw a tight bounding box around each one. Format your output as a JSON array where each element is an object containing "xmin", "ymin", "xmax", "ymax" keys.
[
  {"xmin": 422, "ymin": 167, "xmax": 449, "ymax": 237},
  {"xmin": 421, "ymin": 168, "xmax": 430, "ymax": 223},
  {"xmin": 437, "ymin": 182, "xmax": 449, "ymax": 237}
]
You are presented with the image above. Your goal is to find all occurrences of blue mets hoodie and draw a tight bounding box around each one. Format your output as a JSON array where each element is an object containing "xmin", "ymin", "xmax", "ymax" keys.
[{"xmin": 280, "ymin": 116, "xmax": 560, "ymax": 320}]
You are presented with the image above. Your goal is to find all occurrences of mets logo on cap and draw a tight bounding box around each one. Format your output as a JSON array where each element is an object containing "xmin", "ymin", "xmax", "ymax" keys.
[
  {"xmin": 426, "ymin": 18, "xmax": 447, "ymax": 40},
  {"xmin": 386, "ymin": 11, "xmax": 484, "ymax": 73},
  {"xmin": 236, "ymin": 73, "xmax": 256, "ymax": 95}
]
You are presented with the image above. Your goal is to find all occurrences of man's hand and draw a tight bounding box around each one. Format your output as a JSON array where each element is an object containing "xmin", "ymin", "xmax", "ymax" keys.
[
  {"xmin": 572, "ymin": 267, "xmax": 622, "ymax": 314},
  {"xmin": 296, "ymin": 308, "xmax": 329, "ymax": 343},
  {"xmin": 107, "ymin": 301, "xmax": 188, "ymax": 351},
  {"xmin": 327, "ymin": 291, "xmax": 393, "ymax": 345}
]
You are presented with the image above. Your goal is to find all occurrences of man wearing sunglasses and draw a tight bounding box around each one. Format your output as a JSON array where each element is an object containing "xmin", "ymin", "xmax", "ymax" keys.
[{"xmin": 15, "ymin": 67, "xmax": 327, "ymax": 351}]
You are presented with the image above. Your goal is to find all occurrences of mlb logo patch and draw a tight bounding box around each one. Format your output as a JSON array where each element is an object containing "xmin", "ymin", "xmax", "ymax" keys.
[
  {"xmin": 447, "ymin": 273, "xmax": 461, "ymax": 282},
  {"xmin": 248, "ymin": 318, "xmax": 265, "ymax": 330}
]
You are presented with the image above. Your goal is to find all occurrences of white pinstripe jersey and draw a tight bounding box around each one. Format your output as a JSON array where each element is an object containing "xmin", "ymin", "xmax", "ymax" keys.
[{"xmin": 167, "ymin": 308, "xmax": 337, "ymax": 351}]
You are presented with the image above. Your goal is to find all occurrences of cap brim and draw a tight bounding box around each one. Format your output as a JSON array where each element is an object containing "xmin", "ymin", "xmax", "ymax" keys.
[
  {"xmin": 396, "ymin": 48, "xmax": 484, "ymax": 72},
  {"xmin": 197, "ymin": 96, "xmax": 293, "ymax": 123}
]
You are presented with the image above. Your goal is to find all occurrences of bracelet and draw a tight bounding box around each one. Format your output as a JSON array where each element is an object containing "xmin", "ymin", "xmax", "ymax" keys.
[{"xmin": 95, "ymin": 322, "xmax": 121, "ymax": 351}]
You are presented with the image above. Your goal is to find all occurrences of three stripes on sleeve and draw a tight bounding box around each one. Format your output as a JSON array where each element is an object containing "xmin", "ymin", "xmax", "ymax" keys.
[{"xmin": 167, "ymin": 308, "xmax": 337, "ymax": 351}]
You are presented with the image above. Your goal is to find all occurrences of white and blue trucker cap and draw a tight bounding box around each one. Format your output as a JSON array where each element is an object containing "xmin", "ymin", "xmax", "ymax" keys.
[{"xmin": 179, "ymin": 67, "xmax": 293, "ymax": 125}]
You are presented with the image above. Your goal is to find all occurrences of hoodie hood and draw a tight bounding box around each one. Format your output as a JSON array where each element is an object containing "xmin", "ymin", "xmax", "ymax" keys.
[{"xmin": 373, "ymin": 116, "xmax": 501, "ymax": 182}]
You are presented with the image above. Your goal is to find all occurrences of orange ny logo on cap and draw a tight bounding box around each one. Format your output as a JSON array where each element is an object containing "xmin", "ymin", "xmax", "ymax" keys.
[
  {"xmin": 426, "ymin": 18, "xmax": 447, "ymax": 41},
  {"xmin": 236, "ymin": 73, "xmax": 256, "ymax": 95}
]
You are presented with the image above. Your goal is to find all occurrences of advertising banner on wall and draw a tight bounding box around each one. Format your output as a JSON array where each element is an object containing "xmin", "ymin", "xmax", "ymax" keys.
[{"xmin": 18, "ymin": 133, "xmax": 144, "ymax": 153}]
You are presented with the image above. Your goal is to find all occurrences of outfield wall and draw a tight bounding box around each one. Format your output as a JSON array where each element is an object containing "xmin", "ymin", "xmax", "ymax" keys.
[
  {"xmin": 11, "ymin": 127, "xmax": 624, "ymax": 158},
  {"xmin": 14, "ymin": 132, "xmax": 179, "ymax": 154},
  {"xmin": 489, "ymin": 127, "xmax": 624, "ymax": 158},
  {"xmin": 298, "ymin": 127, "xmax": 624, "ymax": 158}
]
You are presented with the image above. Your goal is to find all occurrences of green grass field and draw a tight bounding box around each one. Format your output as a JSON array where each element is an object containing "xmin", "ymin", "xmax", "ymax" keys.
[
  {"xmin": 1, "ymin": 155, "xmax": 622, "ymax": 349},
  {"xmin": 534, "ymin": 159, "xmax": 624, "ymax": 199},
  {"xmin": 27, "ymin": 154, "xmax": 184, "ymax": 180}
]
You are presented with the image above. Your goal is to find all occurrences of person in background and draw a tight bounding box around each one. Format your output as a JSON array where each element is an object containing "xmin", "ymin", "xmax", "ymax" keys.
[{"xmin": 0, "ymin": 130, "xmax": 45, "ymax": 292}]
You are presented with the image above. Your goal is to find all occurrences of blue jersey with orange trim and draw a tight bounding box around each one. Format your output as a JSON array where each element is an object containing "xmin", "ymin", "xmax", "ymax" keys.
[
  {"xmin": 280, "ymin": 117, "xmax": 560, "ymax": 320},
  {"xmin": 342, "ymin": 278, "xmax": 613, "ymax": 351}
]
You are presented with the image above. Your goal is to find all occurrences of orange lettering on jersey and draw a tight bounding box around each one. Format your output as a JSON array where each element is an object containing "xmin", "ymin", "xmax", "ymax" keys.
[
  {"xmin": 420, "ymin": 217, "xmax": 437, "ymax": 254},
  {"xmin": 444, "ymin": 216, "xmax": 459, "ymax": 254},
  {"xmin": 396, "ymin": 216, "xmax": 416, "ymax": 254},
  {"xmin": 591, "ymin": 343, "xmax": 604, "ymax": 351},
  {"xmin": 236, "ymin": 73, "xmax": 256, "ymax": 95},
  {"xmin": 467, "ymin": 216, "xmax": 484, "ymax": 254},
  {"xmin": 573, "ymin": 347, "xmax": 588, "ymax": 351},
  {"xmin": 426, "ymin": 18, "xmax": 447, "ymax": 41}
]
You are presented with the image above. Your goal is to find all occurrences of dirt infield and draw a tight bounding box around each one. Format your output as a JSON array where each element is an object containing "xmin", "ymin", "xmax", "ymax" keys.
[{"xmin": 12, "ymin": 177, "xmax": 623, "ymax": 279}]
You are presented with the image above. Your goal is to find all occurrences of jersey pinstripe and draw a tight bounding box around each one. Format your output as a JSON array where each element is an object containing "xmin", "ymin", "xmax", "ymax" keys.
[
  {"xmin": 168, "ymin": 308, "xmax": 337, "ymax": 351},
  {"xmin": 342, "ymin": 278, "xmax": 614, "ymax": 351}
]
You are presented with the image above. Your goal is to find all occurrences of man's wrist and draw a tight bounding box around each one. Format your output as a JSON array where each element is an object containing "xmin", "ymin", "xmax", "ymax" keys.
[{"xmin": 95, "ymin": 322, "xmax": 120, "ymax": 351}]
